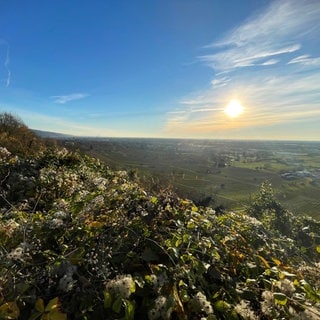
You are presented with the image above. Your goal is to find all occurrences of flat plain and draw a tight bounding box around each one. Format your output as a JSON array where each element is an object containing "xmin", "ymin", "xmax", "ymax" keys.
[{"xmin": 65, "ymin": 138, "xmax": 320, "ymax": 219}]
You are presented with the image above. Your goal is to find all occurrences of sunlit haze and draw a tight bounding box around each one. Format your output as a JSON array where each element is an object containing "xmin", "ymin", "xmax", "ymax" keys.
[{"xmin": 1, "ymin": 0, "xmax": 320, "ymax": 140}]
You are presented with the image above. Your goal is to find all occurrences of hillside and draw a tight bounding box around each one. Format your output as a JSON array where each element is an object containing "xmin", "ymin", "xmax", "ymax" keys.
[{"xmin": 0, "ymin": 114, "xmax": 320, "ymax": 319}]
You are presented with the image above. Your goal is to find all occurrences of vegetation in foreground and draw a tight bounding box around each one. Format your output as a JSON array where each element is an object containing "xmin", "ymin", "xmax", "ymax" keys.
[{"xmin": 0, "ymin": 113, "xmax": 320, "ymax": 319}]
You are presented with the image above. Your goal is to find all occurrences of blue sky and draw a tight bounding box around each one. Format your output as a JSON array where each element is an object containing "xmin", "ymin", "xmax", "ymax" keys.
[{"xmin": 0, "ymin": 0, "xmax": 320, "ymax": 140}]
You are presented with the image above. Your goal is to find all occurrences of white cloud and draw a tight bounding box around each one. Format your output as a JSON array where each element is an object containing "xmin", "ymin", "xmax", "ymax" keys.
[
  {"xmin": 211, "ymin": 77, "xmax": 230, "ymax": 87},
  {"xmin": 260, "ymin": 59, "xmax": 279, "ymax": 66},
  {"xmin": 288, "ymin": 55, "xmax": 320, "ymax": 66},
  {"xmin": 50, "ymin": 93, "xmax": 89, "ymax": 104},
  {"xmin": 200, "ymin": 0, "xmax": 320, "ymax": 71}
]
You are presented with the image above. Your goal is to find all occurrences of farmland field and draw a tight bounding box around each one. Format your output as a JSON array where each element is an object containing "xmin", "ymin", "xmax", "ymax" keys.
[{"xmin": 64, "ymin": 138, "xmax": 320, "ymax": 219}]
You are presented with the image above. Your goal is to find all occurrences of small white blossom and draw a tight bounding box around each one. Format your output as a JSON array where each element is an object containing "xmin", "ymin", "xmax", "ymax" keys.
[
  {"xmin": 53, "ymin": 210, "xmax": 68, "ymax": 220},
  {"xmin": 49, "ymin": 218, "xmax": 64, "ymax": 229},
  {"xmin": 58, "ymin": 273, "xmax": 76, "ymax": 292},
  {"xmin": 189, "ymin": 292, "xmax": 213, "ymax": 315},
  {"xmin": 148, "ymin": 296, "xmax": 173, "ymax": 320},
  {"xmin": 235, "ymin": 300, "xmax": 258, "ymax": 320},
  {"xmin": 7, "ymin": 243, "xmax": 31, "ymax": 262},
  {"xmin": 93, "ymin": 177, "xmax": 108, "ymax": 190},
  {"xmin": 261, "ymin": 291, "xmax": 277, "ymax": 317},
  {"xmin": 276, "ymin": 278, "xmax": 296, "ymax": 295},
  {"xmin": 0, "ymin": 147, "xmax": 11, "ymax": 158},
  {"xmin": 105, "ymin": 274, "xmax": 135, "ymax": 299}
]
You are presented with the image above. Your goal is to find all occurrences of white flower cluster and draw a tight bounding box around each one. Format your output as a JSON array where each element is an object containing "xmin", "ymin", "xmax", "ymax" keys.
[
  {"xmin": 148, "ymin": 272, "xmax": 168, "ymax": 293},
  {"xmin": 243, "ymin": 214, "xmax": 262, "ymax": 227},
  {"xmin": 261, "ymin": 291, "xmax": 276, "ymax": 317},
  {"xmin": 0, "ymin": 146, "xmax": 18, "ymax": 163},
  {"xmin": 7, "ymin": 243, "xmax": 31, "ymax": 262},
  {"xmin": 92, "ymin": 177, "xmax": 108, "ymax": 191},
  {"xmin": 275, "ymin": 278, "xmax": 296, "ymax": 295},
  {"xmin": 105, "ymin": 274, "xmax": 135, "ymax": 299},
  {"xmin": 234, "ymin": 300, "xmax": 258, "ymax": 320},
  {"xmin": 53, "ymin": 210, "xmax": 68, "ymax": 220},
  {"xmin": 148, "ymin": 296, "xmax": 173, "ymax": 320},
  {"xmin": 189, "ymin": 292, "xmax": 213, "ymax": 315},
  {"xmin": 47, "ymin": 210, "xmax": 69, "ymax": 229},
  {"xmin": 58, "ymin": 264, "xmax": 77, "ymax": 292},
  {"xmin": 117, "ymin": 171, "xmax": 128, "ymax": 178},
  {"xmin": 48, "ymin": 218, "xmax": 64, "ymax": 229},
  {"xmin": 53, "ymin": 199, "xmax": 69, "ymax": 212},
  {"xmin": 56, "ymin": 147, "xmax": 69, "ymax": 158},
  {"xmin": 0, "ymin": 146, "xmax": 11, "ymax": 159},
  {"xmin": 40, "ymin": 167, "xmax": 84, "ymax": 197}
]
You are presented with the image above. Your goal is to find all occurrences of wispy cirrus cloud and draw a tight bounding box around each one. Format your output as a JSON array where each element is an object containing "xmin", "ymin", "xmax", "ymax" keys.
[
  {"xmin": 288, "ymin": 55, "xmax": 320, "ymax": 66},
  {"xmin": 0, "ymin": 39, "xmax": 11, "ymax": 87},
  {"xmin": 165, "ymin": 0, "xmax": 320, "ymax": 139},
  {"xmin": 200, "ymin": 0, "xmax": 320, "ymax": 71},
  {"xmin": 50, "ymin": 93, "xmax": 89, "ymax": 104}
]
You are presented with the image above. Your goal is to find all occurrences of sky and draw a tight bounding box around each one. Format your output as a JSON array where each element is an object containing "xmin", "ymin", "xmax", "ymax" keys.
[{"xmin": 0, "ymin": 0, "xmax": 320, "ymax": 140}]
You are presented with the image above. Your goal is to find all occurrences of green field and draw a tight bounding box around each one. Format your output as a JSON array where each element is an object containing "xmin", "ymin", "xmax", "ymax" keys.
[{"xmin": 66, "ymin": 138, "xmax": 320, "ymax": 219}]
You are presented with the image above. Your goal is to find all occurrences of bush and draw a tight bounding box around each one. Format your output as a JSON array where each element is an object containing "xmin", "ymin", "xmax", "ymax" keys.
[{"xmin": 0, "ymin": 112, "xmax": 45, "ymax": 157}]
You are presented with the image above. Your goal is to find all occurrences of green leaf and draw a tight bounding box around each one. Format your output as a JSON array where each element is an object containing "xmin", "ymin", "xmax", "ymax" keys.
[
  {"xmin": 104, "ymin": 291, "xmax": 112, "ymax": 309},
  {"xmin": 150, "ymin": 196, "xmax": 158, "ymax": 204},
  {"xmin": 175, "ymin": 238, "xmax": 182, "ymax": 247},
  {"xmin": 124, "ymin": 299, "xmax": 135, "ymax": 320},
  {"xmin": 45, "ymin": 297, "xmax": 59, "ymax": 312},
  {"xmin": 112, "ymin": 297, "xmax": 123, "ymax": 314},
  {"xmin": 316, "ymin": 245, "xmax": 320, "ymax": 253},
  {"xmin": 274, "ymin": 292, "xmax": 288, "ymax": 305},
  {"xmin": 301, "ymin": 280, "xmax": 320, "ymax": 302},
  {"xmin": 214, "ymin": 300, "xmax": 230, "ymax": 312},
  {"xmin": 129, "ymin": 279, "xmax": 136, "ymax": 294},
  {"xmin": 187, "ymin": 221, "xmax": 196, "ymax": 229}
]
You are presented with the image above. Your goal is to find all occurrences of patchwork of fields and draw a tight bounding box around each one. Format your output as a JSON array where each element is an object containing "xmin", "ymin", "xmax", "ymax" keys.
[{"xmin": 65, "ymin": 138, "xmax": 320, "ymax": 219}]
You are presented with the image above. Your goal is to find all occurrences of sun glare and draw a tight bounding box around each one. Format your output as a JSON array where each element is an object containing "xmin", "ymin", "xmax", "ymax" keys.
[{"xmin": 224, "ymin": 99, "xmax": 244, "ymax": 118}]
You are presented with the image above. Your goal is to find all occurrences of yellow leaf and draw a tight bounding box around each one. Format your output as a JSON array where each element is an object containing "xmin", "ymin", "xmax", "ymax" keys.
[
  {"xmin": 0, "ymin": 301, "xmax": 20, "ymax": 319},
  {"xmin": 35, "ymin": 298, "xmax": 45, "ymax": 313},
  {"xmin": 272, "ymin": 257, "xmax": 282, "ymax": 266},
  {"xmin": 88, "ymin": 221, "xmax": 103, "ymax": 228},
  {"xmin": 45, "ymin": 298, "xmax": 59, "ymax": 312},
  {"xmin": 48, "ymin": 311, "xmax": 67, "ymax": 320},
  {"xmin": 256, "ymin": 255, "xmax": 270, "ymax": 269},
  {"xmin": 172, "ymin": 284, "xmax": 184, "ymax": 315}
]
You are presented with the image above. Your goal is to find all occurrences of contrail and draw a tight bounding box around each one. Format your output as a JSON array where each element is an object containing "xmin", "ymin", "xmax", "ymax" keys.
[{"xmin": 0, "ymin": 39, "xmax": 11, "ymax": 87}]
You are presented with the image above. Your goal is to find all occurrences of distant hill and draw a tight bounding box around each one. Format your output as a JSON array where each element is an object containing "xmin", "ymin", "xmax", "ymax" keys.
[{"xmin": 32, "ymin": 129, "xmax": 74, "ymax": 139}]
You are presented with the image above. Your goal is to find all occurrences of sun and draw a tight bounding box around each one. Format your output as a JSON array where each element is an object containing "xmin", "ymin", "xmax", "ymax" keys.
[{"xmin": 224, "ymin": 99, "xmax": 244, "ymax": 118}]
